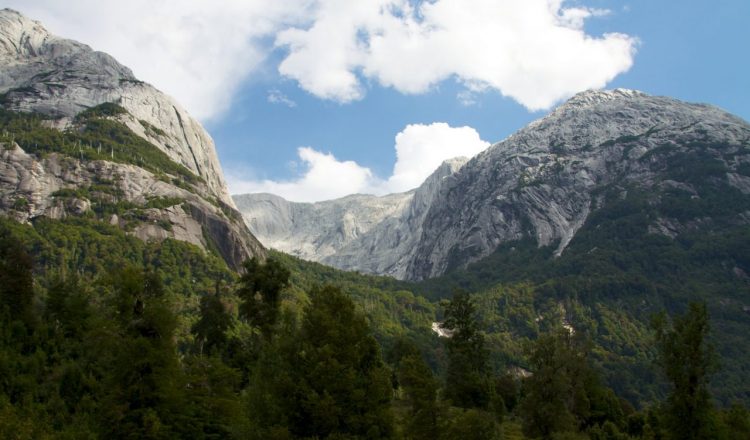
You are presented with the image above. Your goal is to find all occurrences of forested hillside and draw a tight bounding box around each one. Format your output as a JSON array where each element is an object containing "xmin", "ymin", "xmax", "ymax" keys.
[{"xmin": 1, "ymin": 216, "xmax": 749, "ymax": 439}]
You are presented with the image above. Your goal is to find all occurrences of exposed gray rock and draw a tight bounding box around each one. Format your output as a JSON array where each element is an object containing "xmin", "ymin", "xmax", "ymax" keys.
[
  {"xmin": 234, "ymin": 157, "xmax": 467, "ymax": 278},
  {"xmin": 236, "ymin": 89, "xmax": 750, "ymax": 281},
  {"xmin": 405, "ymin": 89, "xmax": 750, "ymax": 279},
  {"xmin": 0, "ymin": 8, "xmax": 234, "ymax": 207},
  {"xmin": 0, "ymin": 143, "xmax": 262, "ymax": 269},
  {"xmin": 0, "ymin": 9, "xmax": 265, "ymax": 268}
]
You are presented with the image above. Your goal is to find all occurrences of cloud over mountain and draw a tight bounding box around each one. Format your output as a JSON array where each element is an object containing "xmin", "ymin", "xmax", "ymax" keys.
[
  {"xmin": 226, "ymin": 123, "xmax": 490, "ymax": 202},
  {"xmin": 276, "ymin": 0, "xmax": 637, "ymax": 110},
  {"xmin": 7, "ymin": 0, "xmax": 636, "ymax": 119}
]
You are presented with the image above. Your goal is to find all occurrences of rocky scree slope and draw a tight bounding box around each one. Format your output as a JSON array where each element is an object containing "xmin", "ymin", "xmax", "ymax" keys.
[
  {"xmin": 237, "ymin": 89, "xmax": 750, "ymax": 281},
  {"xmin": 234, "ymin": 157, "xmax": 467, "ymax": 278},
  {"xmin": 0, "ymin": 9, "xmax": 264, "ymax": 269}
]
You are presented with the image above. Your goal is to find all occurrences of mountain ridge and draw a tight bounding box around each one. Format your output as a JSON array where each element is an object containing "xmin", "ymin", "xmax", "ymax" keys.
[
  {"xmin": 0, "ymin": 8, "xmax": 234, "ymax": 207},
  {"xmin": 235, "ymin": 156, "xmax": 467, "ymax": 278},
  {"xmin": 0, "ymin": 9, "xmax": 264, "ymax": 269},
  {"xmin": 236, "ymin": 89, "xmax": 750, "ymax": 280}
]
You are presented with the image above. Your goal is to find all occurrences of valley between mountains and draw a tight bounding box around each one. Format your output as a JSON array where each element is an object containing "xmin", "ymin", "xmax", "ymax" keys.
[{"xmin": 1, "ymin": 7, "xmax": 749, "ymax": 439}]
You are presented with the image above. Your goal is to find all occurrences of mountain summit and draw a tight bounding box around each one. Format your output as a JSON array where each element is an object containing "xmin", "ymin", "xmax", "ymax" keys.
[
  {"xmin": 237, "ymin": 89, "xmax": 750, "ymax": 280},
  {"xmin": 0, "ymin": 9, "xmax": 264, "ymax": 268}
]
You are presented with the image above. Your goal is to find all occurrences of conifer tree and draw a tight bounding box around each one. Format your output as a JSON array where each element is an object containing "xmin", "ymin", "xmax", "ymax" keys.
[
  {"xmin": 0, "ymin": 228, "xmax": 34, "ymax": 326},
  {"xmin": 652, "ymin": 302, "xmax": 718, "ymax": 440},
  {"xmin": 237, "ymin": 257, "xmax": 290, "ymax": 339},
  {"xmin": 296, "ymin": 285, "xmax": 393, "ymax": 438},
  {"xmin": 192, "ymin": 282, "xmax": 232, "ymax": 355},
  {"xmin": 398, "ymin": 353, "xmax": 441, "ymax": 440},
  {"xmin": 442, "ymin": 291, "xmax": 493, "ymax": 409}
]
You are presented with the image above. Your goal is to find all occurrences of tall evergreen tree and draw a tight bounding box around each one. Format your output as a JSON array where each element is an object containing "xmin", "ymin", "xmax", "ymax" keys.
[
  {"xmin": 442, "ymin": 291, "xmax": 493, "ymax": 410},
  {"xmin": 237, "ymin": 257, "xmax": 290, "ymax": 339},
  {"xmin": 102, "ymin": 266, "xmax": 186, "ymax": 439},
  {"xmin": 283, "ymin": 286, "xmax": 393, "ymax": 439},
  {"xmin": 398, "ymin": 353, "xmax": 441, "ymax": 440},
  {"xmin": 652, "ymin": 302, "xmax": 718, "ymax": 440},
  {"xmin": 192, "ymin": 282, "xmax": 232, "ymax": 356},
  {"xmin": 0, "ymin": 227, "xmax": 34, "ymax": 326},
  {"xmin": 519, "ymin": 328, "xmax": 627, "ymax": 439}
]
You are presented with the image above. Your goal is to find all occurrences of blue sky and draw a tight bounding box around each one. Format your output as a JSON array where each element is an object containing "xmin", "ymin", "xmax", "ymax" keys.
[{"xmin": 6, "ymin": 0, "xmax": 750, "ymax": 201}]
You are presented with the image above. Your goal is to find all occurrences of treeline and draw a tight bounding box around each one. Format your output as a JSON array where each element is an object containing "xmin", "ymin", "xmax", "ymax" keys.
[{"xmin": 1, "ymin": 227, "xmax": 749, "ymax": 439}]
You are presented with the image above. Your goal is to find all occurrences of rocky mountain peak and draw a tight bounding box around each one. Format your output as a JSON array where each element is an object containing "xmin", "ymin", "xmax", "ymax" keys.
[
  {"xmin": 0, "ymin": 9, "xmax": 235, "ymax": 206},
  {"xmin": 404, "ymin": 91, "xmax": 750, "ymax": 279},
  {"xmin": 561, "ymin": 88, "xmax": 645, "ymax": 109},
  {"xmin": 237, "ymin": 90, "xmax": 750, "ymax": 281},
  {"xmin": 0, "ymin": 10, "xmax": 265, "ymax": 269},
  {"xmin": 0, "ymin": 8, "xmax": 53, "ymax": 58}
]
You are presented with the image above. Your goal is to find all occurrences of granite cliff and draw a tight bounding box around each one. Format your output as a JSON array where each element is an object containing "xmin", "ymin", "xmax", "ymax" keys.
[
  {"xmin": 236, "ymin": 89, "xmax": 750, "ymax": 280},
  {"xmin": 0, "ymin": 9, "xmax": 264, "ymax": 269},
  {"xmin": 234, "ymin": 158, "xmax": 467, "ymax": 278}
]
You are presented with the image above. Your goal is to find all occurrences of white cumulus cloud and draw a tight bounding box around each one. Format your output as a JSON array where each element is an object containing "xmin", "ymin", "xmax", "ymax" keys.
[
  {"xmin": 276, "ymin": 0, "xmax": 637, "ymax": 110},
  {"xmin": 383, "ymin": 123, "xmax": 489, "ymax": 193},
  {"xmin": 6, "ymin": 0, "xmax": 636, "ymax": 121},
  {"xmin": 227, "ymin": 147, "xmax": 377, "ymax": 202},
  {"xmin": 226, "ymin": 122, "xmax": 490, "ymax": 202},
  {"xmin": 3, "ymin": 0, "xmax": 310, "ymax": 120}
]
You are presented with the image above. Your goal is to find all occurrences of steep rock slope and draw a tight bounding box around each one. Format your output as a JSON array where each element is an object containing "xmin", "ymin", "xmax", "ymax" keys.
[
  {"xmin": 0, "ymin": 9, "xmax": 264, "ymax": 269},
  {"xmin": 237, "ymin": 89, "xmax": 750, "ymax": 281},
  {"xmin": 0, "ymin": 8, "xmax": 232, "ymax": 206},
  {"xmin": 406, "ymin": 89, "xmax": 750, "ymax": 279},
  {"xmin": 234, "ymin": 157, "xmax": 467, "ymax": 278}
]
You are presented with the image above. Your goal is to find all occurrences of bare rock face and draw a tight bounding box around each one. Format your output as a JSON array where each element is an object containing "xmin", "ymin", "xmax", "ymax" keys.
[
  {"xmin": 0, "ymin": 143, "xmax": 263, "ymax": 270},
  {"xmin": 236, "ymin": 89, "xmax": 750, "ymax": 281},
  {"xmin": 234, "ymin": 157, "xmax": 467, "ymax": 278},
  {"xmin": 405, "ymin": 89, "xmax": 750, "ymax": 280},
  {"xmin": 0, "ymin": 9, "xmax": 265, "ymax": 269},
  {"xmin": 0, "ymin": 8, "xmax": 233, "ymax": 207}
]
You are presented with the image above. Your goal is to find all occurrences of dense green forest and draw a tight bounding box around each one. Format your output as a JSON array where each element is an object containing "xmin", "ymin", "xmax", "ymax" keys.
[
  {"xmin": 1, "ymin": 216, "xmax": 749, "ymax": 439},
  {"xmin": 1, "ymin": 103, "xmax": 749, "ymax": 437}
]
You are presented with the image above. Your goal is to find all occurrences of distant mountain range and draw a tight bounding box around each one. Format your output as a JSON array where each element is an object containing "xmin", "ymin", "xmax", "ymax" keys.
[
  {"xmin": 236, "ymin": 88, "xmax": 750, "ymax": 280},
  {"xmin": 2, "ymin": 8, "xmax": 750, "ymax": 406}
]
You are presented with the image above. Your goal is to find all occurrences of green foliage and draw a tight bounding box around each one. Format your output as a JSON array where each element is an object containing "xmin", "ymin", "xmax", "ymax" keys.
[
  {"xmin": 442, "ymin": 292, "xmax": 494, "ymax": 410},
  {"xmin": 139, "ymin": 119, "xmax": 167, "ymax": 137},
  {"xmin": 652, "ymin": 302, "xmax": 718, "ymax": 440},
  {"xmin": 407, "ymin": 175, "xmax": 750, "ymax": 405},
  {"xmin": 145, "ymin": 196, "xmax": 184, "ymax": 210},
  {"xmin": 0, "ymin": 216, "xmax": 234, "ymax": 346},
  {"xmin": 272, "ymin": 250, "xmax": 437, "ymax": 345},
  {"xmin": 248, "ymin": 285, "xmax": 395, "ymax": 439},
  {"xmin": 192, "ymin": 286, "xmax": 233, "ymax": 356},
  {"xmin": 237, "ymin": 257, "xmax": 290, "ymax": 339},
  {"xmin": 0, "ymin": 106, "xmax": 201, "ymax": 187},
  {"xmin": 0, "ymin": 226, "xmax": 34, "ymax": 325},
  {"xmin": 75, "ymin": 102, "xmax": 127, "ymax": 120},
  {"xmin": 292, "ymin": 285, "xmax": 394, "ymax": 438},
  {"xmin": 722, "ymin": 402, "xmax": 750, "ymax": 439},
  {"xmin": 520, "ymin": 328, "xmax": 629, "ymax": 439},
  {"xmin": 398, "ymin": 353, "xmax": 442, "ymax": 440},
  {"xmin": 441, "ymin": 408, "xmax": 501, "ymax": 440},
  {"xmin": 1, "ymin": 210, "xmax": 750, "ymax": 438},
  {"xmin": 12, "ymin": 197, "xmax": 29, "ymax": 211},
  {"xmin": 101, "ymin": 266, "xmax": 186, "ymax": 439}
]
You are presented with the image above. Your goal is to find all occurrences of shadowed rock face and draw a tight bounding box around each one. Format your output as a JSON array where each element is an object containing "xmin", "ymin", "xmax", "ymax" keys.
[
  {"xmin": 237, "ymin": 89, "xmax": 750, "ymax": 281},
  {"xmin": 0, "ymin": 9, "xmax": 265, "ymax": 269}
]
